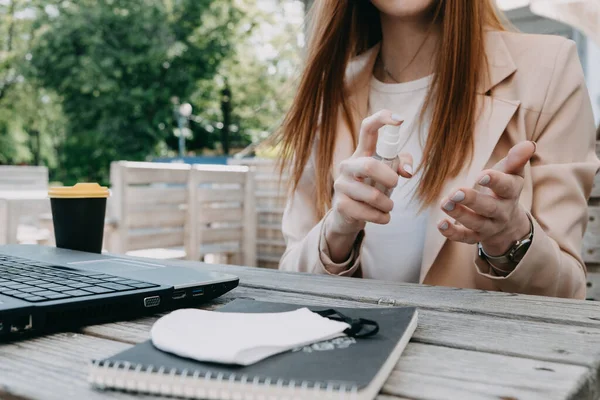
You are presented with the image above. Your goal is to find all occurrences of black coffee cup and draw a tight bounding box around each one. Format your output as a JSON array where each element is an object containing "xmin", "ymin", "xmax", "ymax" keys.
[{"xmin": 48, "ymin": 183, "xmax": 110, "ymax": 254}]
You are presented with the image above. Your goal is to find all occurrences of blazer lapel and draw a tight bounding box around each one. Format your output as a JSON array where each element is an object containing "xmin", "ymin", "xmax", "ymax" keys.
[
  {"xmin": 330, "ymin": 33, "xmax": 522, "ymax": 281},
  {"xmin": 419, "ymin": 96, "xmax": 521, "ymax": 281},
  {"xmin": 419, "ymin": 31, "xmax": 521, "ymax": 281}
]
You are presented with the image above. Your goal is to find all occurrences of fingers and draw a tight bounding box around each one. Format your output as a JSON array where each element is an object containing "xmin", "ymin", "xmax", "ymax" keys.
[
  {"xmin": 356, "ymin": 109, "xmax": 403, "ymax": 156},
  {"xmin": 397, "ymin": 153, "xmax": 414, "ymax": 178},
  {"xmin": 440, "ymin": 198, "xmax": 491, "ymax": 233},
  {"xmin": 444, "ymin": 188, "xmax": 498, "ymax": 218},
  {"xmin": 491, "ymin": 141, "xmax": 536, "ymax": 177},
  {"xmin": 334, "ymin": 194, "xmax": 391, "ymax": 225},
  {"xmin": 437, "ymin": 219, "xmax": 480, "ymax": 244},
  {"xmin": 334, "ymin": 178, "xmax": 394, "ymax": 213},
  {"xmin": 438, "ymin": 142, "xmax": 535, "ymax": 246},
  {"xmin": 477, "ymin": 169, "xmax": 523, "ymax": 199},
  {"xmin": 340, "ymin": 157, "xmax": 399, "ymax": 190}
]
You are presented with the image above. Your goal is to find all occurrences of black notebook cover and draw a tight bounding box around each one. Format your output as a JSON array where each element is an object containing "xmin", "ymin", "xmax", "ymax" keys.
[{"xmin": 93, "ymin": 299, "xmax": 417, "ymax": 390}]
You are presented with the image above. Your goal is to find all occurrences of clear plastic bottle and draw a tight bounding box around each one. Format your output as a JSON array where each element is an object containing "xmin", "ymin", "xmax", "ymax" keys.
[{"xmin": 364, "ymin": 123, "xmax": 402, "ymax": 197}]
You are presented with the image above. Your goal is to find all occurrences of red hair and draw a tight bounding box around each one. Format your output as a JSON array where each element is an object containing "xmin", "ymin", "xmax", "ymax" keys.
[{"xmin": 278, "ymin": 1, "xmax": 506, "ymax": 217}]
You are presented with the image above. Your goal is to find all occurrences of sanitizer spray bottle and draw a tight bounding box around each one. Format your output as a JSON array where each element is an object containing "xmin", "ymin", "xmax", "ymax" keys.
[{"xmin": 364, "ymin": 123, "xmax": 402, "ymax": 197}]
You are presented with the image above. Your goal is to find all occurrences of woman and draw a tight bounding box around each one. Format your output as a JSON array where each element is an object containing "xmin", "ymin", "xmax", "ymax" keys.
[{"xmin": 277, "ymin": 0, "xmax": 600, "ymax": 298}]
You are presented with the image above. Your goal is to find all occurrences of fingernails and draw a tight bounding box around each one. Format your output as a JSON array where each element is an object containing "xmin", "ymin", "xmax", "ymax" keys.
[
  {"xmin": 439, "ymin": 221, "xmax": 449, "ymax": 231},
  {"xmin": 403, "ymin": 164, "xmax": 413, "ymax": 175},
  {"xmin": 531, "ymin": 141, "xmax": 537, "ymax": 153},
  {"xmin": 391, "ymin": 113, "xmax": 403, "ymax": 123},
  {"xmin": 479, "ymin": 175, "xmax": 490, "ymax": 186},
  {"xmin": 451, "ymin": 190, "xmax": 465, "ymax": 202},
  {"xmin": 443, "ymin": 201, "xmax": 455, "ymax": 211}
]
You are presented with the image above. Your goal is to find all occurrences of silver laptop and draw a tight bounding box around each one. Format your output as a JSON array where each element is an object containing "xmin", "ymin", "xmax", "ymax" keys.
[{"xmin": 0, "ymin": 244, "xmax": 239, "ymax": 340}]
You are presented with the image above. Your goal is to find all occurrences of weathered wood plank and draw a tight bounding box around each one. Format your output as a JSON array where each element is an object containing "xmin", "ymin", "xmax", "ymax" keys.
[
  {"xmin": 127, "ymin": 208, "xmax": 185, "ymax": 229},
  {"xmin": 384, "ymin": 343, "xmax": 593, "ymax": 400},
  {"xmin": 0, "ymin": 332, "xmax": 152, "ymax": 400},
  {"xmin": 257, "ymin": 252, "xmax": 283, "ymax": 263},
  {"xmin": 0, "ymin": 199, "xmax": 8, "ymax": 245},
  {"xmin": 125, "ymin": 186, "xmax": 187, "ymax": 206},
  {"xmin": 5, "ymin": 282, "xmax": 595, "ymax": 400},
  {"xmin": 583, "ymin": 230, "xmax": 600, "ymax": 263},
  {"xmin": 256, "ymin": 238, "xmax": 286, "ymax": 246},
  {"xmin": 242, "ymin": 170, "xmax": 257, "ymax": 267},
  {"xmin": 591, "ymin": 174, "xmax": 600, "ymax": 198},
  {"xmin": 192, "ymin": 168, "xmax": 248, "ymax": 185},
  {"xmin": 587, "ymin": 206, "xmax": 600, "ymax": 233},
  {"xmin": 256, "ymin": 206, "xmax": 285, "ymax": 214},
  {"xmin": 198, "ymin": 227, "xmax": 242, "ymax": 244},
  {"xmin": 199, "ymin": 242, "xmax": 241, "ymax": 255},
  {"xmin": 196, "ymin": 188, "xmax": 244, "ymax": 203},
  {"xmin": 0, "ymin": 165, "xmax": 48, "ymax": 190},
  {"xmin": 587, "ymin": 267, "xmax": 600, "ymax": 301},
  {"xmin": 254, "ymin": 173, "xmax": 290, "ymax": 182},
  {"xmin": 118, "ymin": 163, "xmax": 190, "ymax": 185},
  {"xmin": 80, "ymin": 294, "xmax": 596, "ymax": 400},
  {"xmin": 197, "ymin": 207, "xmax": 243, "ymax": 224},
  {"xmin": 82, "ymin": 286, "xmax": 600, "ymax": 369},
  {"xmin": 157, "ymin": 260, "xmax": 600, "ymax": 328}
]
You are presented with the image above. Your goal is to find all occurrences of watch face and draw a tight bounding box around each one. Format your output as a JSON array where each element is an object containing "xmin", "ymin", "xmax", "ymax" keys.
[{"xmin": 511, "ymin": 240, "xmax": 532, "ymax": 263}]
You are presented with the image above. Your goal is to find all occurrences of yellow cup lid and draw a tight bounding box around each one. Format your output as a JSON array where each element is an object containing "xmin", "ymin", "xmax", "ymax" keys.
[{"xmin": 48, "ymin": 183, "xmax": 110, "ymax": 199}]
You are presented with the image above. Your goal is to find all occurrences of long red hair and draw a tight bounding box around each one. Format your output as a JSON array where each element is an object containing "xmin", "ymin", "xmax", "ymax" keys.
[{"xmin": 278, "ymin": 1, "xmax": 506, "ymax": 217}]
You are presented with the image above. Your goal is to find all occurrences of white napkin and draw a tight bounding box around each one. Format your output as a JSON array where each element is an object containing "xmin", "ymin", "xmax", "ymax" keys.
[{"xmin": 150, "ymin": 308, "xmax": 350, "ymax": 366}]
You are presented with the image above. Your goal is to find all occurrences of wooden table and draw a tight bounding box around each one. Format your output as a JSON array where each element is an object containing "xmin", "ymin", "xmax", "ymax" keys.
[
  {"xmin": 2, "ymin": 259, "xmax": 600, "ymax": 400},
  {"xmin": 0, "ymin": 190, "xmax": 50, "ymax": 245}
]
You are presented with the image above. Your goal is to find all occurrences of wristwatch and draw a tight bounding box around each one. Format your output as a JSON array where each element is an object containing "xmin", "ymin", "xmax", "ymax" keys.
[{"xmin": 477, "ymin": 213, "xmax": 534, "ymax": 270}]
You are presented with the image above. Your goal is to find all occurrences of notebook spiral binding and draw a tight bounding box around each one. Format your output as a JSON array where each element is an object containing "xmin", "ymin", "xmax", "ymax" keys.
[{"xmin": 89, "ymin": 360, "xmax": 360, "ymax": 400}]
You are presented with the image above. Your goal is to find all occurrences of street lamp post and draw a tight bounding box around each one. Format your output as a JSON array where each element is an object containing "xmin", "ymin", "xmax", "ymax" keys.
[{"xmin": 177, "ymin": 103, "xmax": 193, "ymax": 158}]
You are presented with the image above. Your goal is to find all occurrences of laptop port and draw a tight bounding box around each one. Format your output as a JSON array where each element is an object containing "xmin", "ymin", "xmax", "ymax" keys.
[
  {"xmin": 191, "ymin": 288, "xmax": 204, "ymax": 297},
  {"xmin": 10, "ymin": 315, "xmax": 32, "ymax": 333},
  {"xmin": 143, "ymin": 296, "xmax": 161, "ymax": 308},
  {"xmin": 172, "ymin": 290, "xmax": 187, "ymax": 300},
  {"xmin": 0, "ymin": 321, "xmax": 3, "ymax": 332}
]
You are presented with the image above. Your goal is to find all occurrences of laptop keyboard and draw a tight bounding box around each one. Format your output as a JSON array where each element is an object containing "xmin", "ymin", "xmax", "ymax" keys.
[{"xmin": 0, "ymin": 254, "xmax": 159, "ymax": 303}]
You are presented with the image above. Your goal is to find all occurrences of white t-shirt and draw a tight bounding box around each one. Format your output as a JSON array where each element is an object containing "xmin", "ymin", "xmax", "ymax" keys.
[{"xmin": 361, "ymin": 74, "xmax": 432, "ymax": 282}]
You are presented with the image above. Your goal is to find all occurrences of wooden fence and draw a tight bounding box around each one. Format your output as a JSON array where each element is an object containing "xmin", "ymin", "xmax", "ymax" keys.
[
  {"xmin": 582, "ymin": 142, "xmax": 600, "ymax": 300},
  {"xmin": 228, "ymin": 158, "xmax": 288, "ymax": 269}
]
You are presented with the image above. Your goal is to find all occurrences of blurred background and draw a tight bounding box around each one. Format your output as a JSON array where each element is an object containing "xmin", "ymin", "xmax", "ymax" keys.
[
  {"xmin": 0, "ymin": 0, "xmax": 597, "ymax": 186},
  {"xmin": 0, "ymin": 0, "xmax": 306, "ymax": 185}
]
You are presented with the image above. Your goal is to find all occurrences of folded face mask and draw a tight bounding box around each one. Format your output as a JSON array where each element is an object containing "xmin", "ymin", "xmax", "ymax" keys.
[{"xmin": 150, "ymin": 308, "xmax": 351, "ymax": 366}]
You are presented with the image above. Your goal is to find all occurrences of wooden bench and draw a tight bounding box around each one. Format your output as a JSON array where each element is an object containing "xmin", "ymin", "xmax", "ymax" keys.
[
  {"xmin": 0, "ymin": 165, "xmax": 48, "ymax": 190},
  {"xmin": 228, "ymin": 158, "xmax": 287, "ymax": 268},
  {"xmin": 0, "ymin": 166, "xmax": 50, "ymax": 244},
  {"xmin": 186, "ymin": 165, "xmax": 256, "ymax": 267},
  {"xmin": 107, "ymin": 161, "xmax": 190, "ymax": 260}
]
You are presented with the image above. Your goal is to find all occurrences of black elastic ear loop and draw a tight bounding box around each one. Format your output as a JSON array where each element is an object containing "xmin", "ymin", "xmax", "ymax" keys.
[{"xmin": 315, "ymin": 309, "xmax": 379, "ymax": 338}]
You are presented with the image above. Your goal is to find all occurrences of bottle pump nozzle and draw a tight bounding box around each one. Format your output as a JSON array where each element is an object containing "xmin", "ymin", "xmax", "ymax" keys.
[{"xmin": 376, "ymin": 123, "xmax": 403, "ymax": 159}]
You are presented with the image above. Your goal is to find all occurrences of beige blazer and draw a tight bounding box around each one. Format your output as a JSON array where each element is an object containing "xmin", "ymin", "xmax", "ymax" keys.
[{"xmin": 279, "ymin": 30, "xmax": 600, "ymax": 299}]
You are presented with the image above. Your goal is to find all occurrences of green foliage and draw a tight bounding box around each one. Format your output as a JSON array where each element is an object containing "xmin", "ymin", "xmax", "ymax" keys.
[
  {"xmin": 190, "ymin": 0, "xmax": 303, "ymax": 154},
  {"xmin": 30, "ymin": 0, "xmax": 239, "ymax": 184},
  {"xmin": 0, "ymin": 0, "xmax": 304, "ymax": 184},
  {"xmin": 0, "ymin": 0, "xmax": 66, "ymax": 166}
]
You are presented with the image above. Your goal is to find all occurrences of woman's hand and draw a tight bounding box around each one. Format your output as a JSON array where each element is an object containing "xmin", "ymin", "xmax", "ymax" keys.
[
  {"xmin": 324, "ymin": 109, "xmax": 413, "ymax": 263},
  {"xmin": 437, "ymin": 141, "xmax": 536, "ymax": 257},
  {"xmin": 327, "ymin": 109, "xmax": 413, "ymax": 236}
]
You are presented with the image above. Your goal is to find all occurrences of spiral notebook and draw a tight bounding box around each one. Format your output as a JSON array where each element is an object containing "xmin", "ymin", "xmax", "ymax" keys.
[{"xmin": 88, "ymin": 299, "xmax": 418, "ymax": 400}]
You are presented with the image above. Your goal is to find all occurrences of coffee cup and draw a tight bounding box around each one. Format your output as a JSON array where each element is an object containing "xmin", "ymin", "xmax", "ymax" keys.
[{"xmin": 48, "ymin": 183, "xmax": 110, "ymax": 254}]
